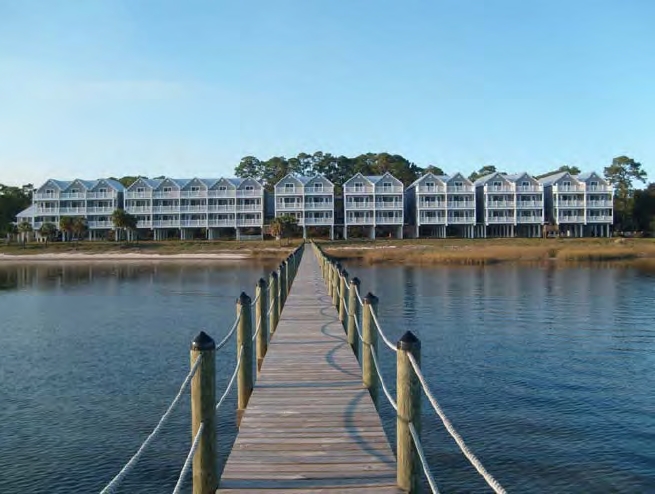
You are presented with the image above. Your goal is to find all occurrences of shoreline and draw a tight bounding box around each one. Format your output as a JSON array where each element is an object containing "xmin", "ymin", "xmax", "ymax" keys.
[{"xmin": 0, "ymin": 252, "xmax": 255, "ymax": 262}]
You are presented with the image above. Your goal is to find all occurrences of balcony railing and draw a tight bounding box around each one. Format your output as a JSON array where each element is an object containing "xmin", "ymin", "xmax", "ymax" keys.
[
  {"xmin": 487, "ymin": 216, "xmax": 515, "ymax": 224},
  {"xmin": 304, "ymin": 202, "xmax": 334, "ymax": 210},
  {"xmin": 34, "ymin": 193, "xmax": 59, "ymax": 200},
  {"xmin": 375, "ymin": 215, "xmax": 403, "ymax": 225},
  {"xmin": 516, "ymin": 201, "xmax": 543, "ymax": 208},
  {"xmin": 180, "ymin": 191, "xmax": 208, "ymax": 198},
  {"xmin": 486, "ymin": 201, "xmax": 515, "ymax": 208},
  {"xmin": 557, "ymin": 200, "xmax": 585, "ymax": 207},
  {"xmin": 236, "ymin": 190, "xmax": 262, "ymax": 198},
  {"xmin": 304, "ymin": 188, "xmax": 334, "ymax": 195},
  {"xmin": 153, "ymin": 206, "xmax": 180, "ymax": 213},
  {"xmin": 375, "ymin": 186, "xmax": 404, "ymax": 193},
  {"xmin": 419, "ymin": 215, "xmax": 447, "ymax": 224},
  {"xmin": 447, "ymin": 185, "xmax": 475, "ymax": 193},
  {"xmin": 586, "ymin": 200, "xmax": 613, "ymax": 207},
  {"xmin": 60, "ymin": 193, "xmax": 87, "ymax": 200},
  {"xmin": 345, "ymin": 202, "xmax": 373, "ymax": 209},
  {"xmin": 418, "ymin": 202, "xmax": 446, "ymax": 209},
  {"xmin": 555, "ymin": 185, "xmax": 585, "ymax": 192},
  {"xmin": 153, "ymin": 220, "xmax": 180, "ymax": 228},
  {"xmin": 237, "ymin": 204, "xmax": 262, "ymax": 211},
  {"xmin": 153, "ymin": 191, "xmax": 181, "ymax": 199},
  {"xmin": 87, "ymin": 192, "xmax": 116, "ymax": 199},
  {"xmin": 346, "ymin": 216, "xmax": 374, "ymax": 224},
  {"xmin": 59, "ymin": 208, "xmax": 86, "ymax": 215},
  {"xmin": 447, "ymin": 201, "xmax": 475, "ymax": 209},
  {"xmin": 375, "ymin": 202, "xmax": 403, "ymax": 210},
  {"xmin": 486, "ymin": 186, "xmax": 514, "ymax": 192},
  {"xmin": 207, "ymin": 205, "xmax": 236, "ymax": 213},
  {"xmin": 344, "ymin": 186, "xmax": 374, "ymax": 194},
  {"xmin": 207, "ymin": 190, "xmax": 236, "ymax": 198},
  {"xmin": 557, "ymin": 215, "xmax": 584, "ymax": 223},
  {"xmin": 208, "ymin": 219, "xmax": 235, "ymax": 227},
  {"xmin": 88, "ymin": 221, "xmax": 114, "ymax": 229},
  {"xmin": 125, "ymin": 192, "xmax": 153, "ymax": 199},
  {"xmin": 126, "ymin": 206, "xmax": 151, "ymax": 214},
  {"xmin": 516, "ymin": 185, "xmax": 542, "ymax": 192},
  {"xmin": 447, "ymin": 216, "xmax": 475, "ymax": 224},
  {"xmin": 180, "ymin": 220, "xmax": 207, "ymax": 228},
  {"xmin": 417, "ymin": 185, "xmax": 446, "ymax": 193},
  {"xmin": 275, "ymin": 188, "xmax": 299, "ymax": 195},
  {"xmin": 276, "ymin": 203, "xmax": 303, "ymax": 210},
  {"xmin": 136, "ymin": 220, "xmax": 153, "ymax": 228},
  {"xmin": 236, "ymin": 218, "xmax": 263, "ymax": 227},
  {"xmin": 87, "ymin": 207, "xmax": 115, "ymax": 214},
  {"xmin": 304, "ymin": 217, "xmax": 333, "ymax": 225},
  {"xmin": 587, "ymin": 215, "xmax": 613, "ymax": 222},
  {"xmin": 179, "ymin": 205, "xmax": 209, "ymax": 213},
  {"xmin": 516, "ymin": 216, "xmax": 543, "ymax": 224},
  {"xmin": 587, "ymin": 185, "xmax": 612, "ymax": 192}
]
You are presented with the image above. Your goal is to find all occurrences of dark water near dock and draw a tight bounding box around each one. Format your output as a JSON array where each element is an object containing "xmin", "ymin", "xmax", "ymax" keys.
[{"xmin": 0, "ymin": 261, "xmax": 654, "ymax": 492}]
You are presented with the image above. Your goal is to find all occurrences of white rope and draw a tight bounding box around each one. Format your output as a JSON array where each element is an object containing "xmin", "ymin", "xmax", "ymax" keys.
[
  {"xmin": 171, "ymin": 422, "xmax": 204, "ymax": 494},
  {"xmin": 267, "ymin": 297, "xmax": 275, "ymax": 317},
  {"xmin": 250, "ymin": 292, "xmax": 260, "ymax": 306},
  {"xmin": 100, "ymin": 355, "xmax": 203, "ymax": 494},
  {"xmin": 409, "ymin": 422, "xmax": 441, "ymax": 494},
  {"xmin": 216, "ymin": 346, "xmax": 243, "ymax": 411},
  {"xmin": 252, "ymin": 317, "xmax": 262, "ymax": 342},
  {"xmin": 355, "ymin": 286, "xmax": 364, "ymax": 306},
  {"xmin": 370, "ymin": 346, "xmax": 397, "ymax": 411},
  {"xmin": 407, "ymin": 353, "xmax": 506, "ymax": 494},
  {"xmin": 369, "ymin": 307, "xmax": 398, "ymax": 353},
  {"xmin": 215, "ymin": 312, "xmax": 241, "ymax": 351},
  {"xmin": 354, "ymin": 316, "xmax": 364, "ymax": 341}
]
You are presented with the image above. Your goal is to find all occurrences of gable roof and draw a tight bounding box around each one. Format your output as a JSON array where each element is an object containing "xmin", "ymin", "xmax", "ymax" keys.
[
  {"xmin": 505, "ymin": 172, "xmax": 537, "ymax": 184},
  {"xmin": 16, "ymin": 205, "xmax": 35, "ymax": 218},
  {"xmin": 446, "ymin": 172, "xmax": 473, "ymax": 185},
  {"xmin": 538, "ymin": 171, "xmax": 580, "ymax": 186},
  {"xmin": 473, "ymin": 171, "xmax": 509, "ymax": 186},
  {"xmin": 575, "ymin": 171, "xmax": 606, "ymax": 182},
  {"xmin": 408, "ymin": 173, "xmax": 448, "ymax": 189}
]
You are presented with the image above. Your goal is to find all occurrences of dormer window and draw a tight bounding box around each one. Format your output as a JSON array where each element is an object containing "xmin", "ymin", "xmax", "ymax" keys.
[
  {"xmin": 219, "ymin": 185, "xmax": 227, "ymax": 191},
  {"xmin": 46, "ymin": 189, "xmax": 54, "ymax": 195},
  {"xmin": 99, "ymin": 188, "xmax": 107, "ymax": 193},
  {"xmin": 590, "ymin": 181, "xmax": 598, "ymax": 187},
  {"xmin": 137, "ymin": 187, "xmax": 145, "ymax": 193},
  {"xmin": 191, "ymin": 186, "xmax": 200, "ymax": 192},
  {"xmin": 313, "ymin": 183, "xmax": 323, "ymax": 192},
  {"xmin": 284, "ymin": 183, "xmax": 295, "ymax": 192},
  {"xmin": 521, "ymin": 181, "xmax": 529, "ymax": 187},
  {"xmin": 163, "ymin": 187, "xmax": 172, "ymax": 193},
  {"xmin": 354, "ymin": 182, "xmax": 364, "ymax": 191},
  {"xmin": 454, "ymin": 181, "xmax": 462, "ymax": 187},
  {"xmin": 425, "ymin": 182, "xmax": 435, "ymax": 189},
  {"xmin": 492, "ymin": 181, "xmax": 501, "ymax": 188},
  {"xmin": 71, "ymin": 188, "xmax": 79, "ymax": 193},
  {"xmin": 245, "ymin": 185, "xmax": 254, "ymax": 191},
  {"xmin": 383, "ymin": 182, "xmax": 392, "ymax": 189}
]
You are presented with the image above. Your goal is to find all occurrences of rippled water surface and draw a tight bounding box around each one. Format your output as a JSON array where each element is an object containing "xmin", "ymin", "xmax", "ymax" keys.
[{"xmin": 1, "ymin": 261, "xmax": 654, "ymax": 493}]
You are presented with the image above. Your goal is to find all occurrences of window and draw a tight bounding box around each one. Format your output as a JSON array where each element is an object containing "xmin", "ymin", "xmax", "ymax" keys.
[
  {"xmin": 590, "ymin": 181, "xmax": 598, "ymax": 187},
  {"xmin": 71, "ymin": 188, "xmax": 79, "ymax": 193},
  {"xmin": 284, "ymin": 183, "xmax": 295, "ymax": 192},
  {"xmin": 99, "ymin": 188, "xmax": 107, "ymax": 193},
  {"xmin": 383, "ymin": 182, "xmax": 392, "ymax": 189},
  {"xmin": 137, "ymin": 187, "xmax": 145, "ymax": 193},
  {"xmin": 454, "ymin": 181, "xmax": 462, "ymax": 187},
  {"xmin": 45, "ymin": 189, "xmax": 54, "ymax": 195},
  {"xmin": 245, "ymin": 185, "xmax": 254, "ymax": 191},
  {"xmin": 354, "ymin": 182, "xmax": 364, "ymax": 191},
  {"xmin": 425, "ymin": 182, "xmax": 434, "ymax": 189},
  {"xmin": 562, "ymin": 181, "xmax": 571, "ymax": 187},
  {"xmin": 521, "ymin": 181, "xmax": 529, "ymax": 187},
  {"xmin": 191, "ymin": 186, "xmax": 200, "ymax": 192},
  {"xmin": 313, "ymin": 183, "xmax": 323, "ymax": 192},
  {"xmin": 492, "ymin": 181, "xmax": 501, "ymax": 188},
  {"xmin": 163, "ymin": 187, "xmax": 172, "ymax": 193},
  {"xmin": 219, "ymin": 185, "xmax": 227, "ymax": 191}
]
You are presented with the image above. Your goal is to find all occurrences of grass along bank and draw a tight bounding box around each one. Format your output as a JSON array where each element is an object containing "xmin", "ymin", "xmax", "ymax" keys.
[
  {"xmin": 0, "ymin": 239, "xmax": 302, "ymax": 260},
  {"xmin": 317, "ymin": 238, "xmax": 655, "ymax": 266}
]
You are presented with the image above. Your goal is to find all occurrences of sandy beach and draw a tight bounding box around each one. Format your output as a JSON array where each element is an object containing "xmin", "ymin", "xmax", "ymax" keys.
[{"xmin": 0, "ymin": 252, "xmax": 252, "ymax": 261}]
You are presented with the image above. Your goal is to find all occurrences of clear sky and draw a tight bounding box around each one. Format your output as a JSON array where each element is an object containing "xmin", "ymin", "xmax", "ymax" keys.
[{"xmin": 1, "ymin": 0, "xmax": 653, "ymax": 186}]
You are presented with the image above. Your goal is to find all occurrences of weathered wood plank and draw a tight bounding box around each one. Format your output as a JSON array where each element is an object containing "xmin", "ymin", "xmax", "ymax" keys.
[{"xmin": 217, "ymin": 248, "xmax": 397, "ymax": 493}]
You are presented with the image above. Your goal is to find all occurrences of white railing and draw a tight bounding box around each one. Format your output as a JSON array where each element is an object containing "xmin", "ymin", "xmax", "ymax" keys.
[
  {"xmin": 345, "ymin": 202, "xmax": 373, "ymax": 209},
  {"xmin": 34, "ymin": 193, "xmax": 59, "ymax": 200},
  {"xmin": 304, "ymin": 202, "xmax": 334, "ymax": 209},
  {"xmin": 89, "ymin": 221, "xmax": 114, "ymax": 229},
  {"xmin": 515, "ymin": 185, "xmax": 542, "ymax": 192},
  {"xmin": 208, "ymin": 219, "xmax": 235, "ymax": 227},
  {"xmin": 447, "ymin": 185, "xmax": 475, "ymax": 192},
  {"xmin": 236, "ymin": 190, "xmax": 262, "ymax": 198},
  {"xmin": 136, "ymin": 220, "xmax": 153, "ymax": 228},
  {"xmin": 487, "ymin": 216, "xmax": 514, "ymax": 224},
  {"xmin": 153, "ymin": 220, "xmax": 180, "ymax": 228},
  {"xmin": 126, "ymin": 206, "xmax": 151, "ymax": 214},
  {"xmin": 516, "ymin": 216, "xmax": 543, "ymax": 224},
  {"xmin": 587, "ymin": 215, "xmax": 613, "ymax": 222},
  {"xmin": 346, "ymin": 216, "xmax": 374, "ymax": 224},
  {"xmin": 207, "ymin": 190, "xmax": 236, "ymax": 198},
  {"xmin": 557, "ymin": 215, "xmax": 584, "ymax": 223},
  {"xmin": 486, "ymin": 201, "xmax": 514, "ymax": 208},
  {"xmin": 486, "ymin": 185, "xmax": 513, "ymax": 192},
  {"xmin": 236, "ymin": 204, "xmax": 262, "ymax": 211},
  {"xmin": 153, "ymin": 191, "xmax": 180, "ymax": 199},
  {"xmin": 587, "ymin": 185, "xmax": 612, "ymax": 192},
  {"xmin": 36, "ymin": 207, "xmax": 59, "ymax": 214},
  {"xmin": 555, "ymin": 185, "xmax": 585, "ymax": 192},
  {"xmin": 153, "ymin": 206, "xmax": 180, "ymax": 213},
  {"xmin": 304, "ymin": 217, "xmax": 333, "ymax": 225},
  {"xmin": 417, "ymin": 185, "xmax": 446, "ymax": 193},
  {"xmin": 179, "ymin": 206, "xmax": 207, "ymax": 213},
  {"xmin": 557, "ymin": 200, "xmax": 585, "ymax": 207},
  {"xmin": 304, "ymin": 188, "xmax": 334, "ymax": 195},
  {"xmin": 586, "ymin": 200, "xmax": 613, "ymax": 207},
  {"xmin": 516, "ymin": 201, "xmax": 543, "ymax": 208},
  {"xmin": 60, "ymin": 192, "xmax": 87, "ymax": 199},
  {"xmin": 419, "ymin": 215, "xmax": 447, "ymax": 224},
  {"xmin": 375, "ymin": 215, "xmax": 403, "ymax": 224},
  {"xmin": 344, "ymin": 186, "xmax": 374, "ymax": 194},
  {"xmin": 180, "ymin": 191, "xmax": 207, "ymax": 198},
  {"xmin": 418, "ymin": 202, "xmax": 446, "ymax": 209},
  {"xmin": 447, "ymin": 201, "xmax": 475, "ymax": 208},
  {"xmin": 86, "ymin": 207, "xmax": 115, "ymax": 214},
  {"xmin": 59, "ymin": 208, "xmax": 86, "ymax": 215},
  {"xmin": 375, "ymin": 202, "xmax": 403, "ymax": 210},
  {"xmin": 236, "ymin": 218, "xmax": 262, "ymax": 227},
  {"xmin": 276, "ymin": 203, "xmax": 303, "ymax": 210},
  {"xmin": 375, "ymin": 186, "xmax": 404, "ymax": 193},
  {"xmin": 125, "ymin": 192, "xmax": 153, "ymax": 199},
  {"xmin": 207, "ymin": 204, "xmax": 235, "ymax": 212},
  {"xmin": 180, "ymin": 220, "xmax": 207, "ymax": 228},
  {"xmin": 275, "ymin": 187, "xmax": 298, "ymax": 195},
  {"xmin": 448, "ymin": 216, "xmax": 475, "ymax": 224},
  {"xmin": 87, "ymin": 192, "xmax": 116, "ymax": 199}
]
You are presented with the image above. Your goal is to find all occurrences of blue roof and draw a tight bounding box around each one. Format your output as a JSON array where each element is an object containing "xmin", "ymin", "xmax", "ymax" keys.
[
  {"xmin": 16, "ymin": 205, "xmax": 35, "ymax": 218},
  {"xmin": 538, "ymin": 171, "xmax": 570, "ymax": 185}
]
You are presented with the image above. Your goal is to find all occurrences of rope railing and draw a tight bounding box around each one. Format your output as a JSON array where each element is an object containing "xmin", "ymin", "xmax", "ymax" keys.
[
  {"xmin": 370, "ymin": 346, "xmax": 397, "ymax": 411},
  {"xmin": 407, "ymin": 352, "xmax": 506, "ymax": 494},
  {"xmin": 172, "ymin": 422, "xmax": 205, "ymax": 494},
  {"xmin": 215, "ymin": 312, "xmax": 241, "ymax": 351},
  {"xmin": 368, "ymin": 307, "xmax": 398, "ymax": 353},
  {"xmin": 99, "ymin": 354, "xmax": 203, "ymax": 494},
  {"xmin": 409, "ymin": 422, "xmax": 441, "ymax": 494},
  {"xmin": 216, "ymin": 346, "xmax": 243, "ymax": 411}
]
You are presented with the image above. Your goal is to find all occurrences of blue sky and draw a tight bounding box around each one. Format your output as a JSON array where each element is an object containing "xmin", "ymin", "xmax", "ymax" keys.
[{"xmin": 1, "ymin": 0, "xmax": 653, "ymax": 186}]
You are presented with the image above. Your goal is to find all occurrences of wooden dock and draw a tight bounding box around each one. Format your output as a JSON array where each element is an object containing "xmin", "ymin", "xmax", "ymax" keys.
[{"xmin": 218, "ymin": 249, "xmax": 399, "ymax": 493}]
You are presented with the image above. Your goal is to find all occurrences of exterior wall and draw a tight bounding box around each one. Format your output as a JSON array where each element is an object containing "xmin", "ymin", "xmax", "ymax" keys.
[
  {"xmin": 343, "ymin": 174, "xmax": 404, "ymax": 229},
  {"xmin": 274, "ymin": 175, "xmax": 335, "ymax": 228}
]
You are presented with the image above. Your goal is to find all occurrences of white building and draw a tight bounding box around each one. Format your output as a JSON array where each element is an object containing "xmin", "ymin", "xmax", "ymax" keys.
[
  {"xmin": 274, "ymin": 174, "xmax": 335, "ymax": 239},
  {"xmin": 26, "ymin": 178, "xmax": 125, "ymax": 239},
  {"xmin": 474, "ymin": 172, "xmax": 544, "ymax": 237},
  {"xmin": 124, "ymin": 177, "xmax": 265, "ymax": 240},
  {"xmin": 343, "ymin": 172, "xmax": 404, "ymax": 239},
  {"xmin": 539, "ymin": 171, "xmax": 613, "ymax": 237}
]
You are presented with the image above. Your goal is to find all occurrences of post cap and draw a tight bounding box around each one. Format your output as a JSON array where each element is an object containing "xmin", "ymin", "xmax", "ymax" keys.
[
  {"xmin": 238, "ymin": 292, "xmax": 251, "ymax": 305},
  {"xmin": 336, "ymin": 262, "xmax": 342, "ymax": 270},
  {"xmin": 270, "ymin": 271, "xmax": 278, "ymax": 279},
  {"xmin": 257, "ymin": 277, "xmax": 267, "ymax": 288},
  {"xmin": 341, "ymin": 269, "xmax": 349, "ymax": 279},
  {"xmin": 397, "ymin": 331, "xmax": 421, "ymax": 351},
  {"xmin": 350, "ymin": 277, "xmax": 361, "ymax": 286},
  {"xmin": 364, "ymin": 292, "xmax": 379, "ymax": 305},
  {"xmin": 191, "ymin": 331, "xmax": 216, "ymax": 351}
]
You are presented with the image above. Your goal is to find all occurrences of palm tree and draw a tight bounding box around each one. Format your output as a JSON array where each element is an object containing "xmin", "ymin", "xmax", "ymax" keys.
[
  {"xmin": 71, "ymin": 217, "xmax": 88, "ymax": 246},
  {"xmin": 111, "ymin": 209, "xmax": 138, "ymax": 242},
  {"xmin": 17, "ymin": 221, "xmax": 33, "ymax": 248},
  {"xmin": 39, "ymin": 222, "xmax": 57, "ymax": 247},
  {"xmin": 270, "ymin": 214, "xmax": 298, "ymax": 246},
  {"xmin": 59, "ymin": 216, "xmax": 74, "ymax": 242}
]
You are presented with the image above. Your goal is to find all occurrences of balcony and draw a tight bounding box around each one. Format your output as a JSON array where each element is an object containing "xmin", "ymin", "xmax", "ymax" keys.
[
  {"xmin": 153, "ymin": 206, "xmax": 180, "ymax": 214},
  {"xmin": 586, "ymin": 200, "xmax": 613, "ymax": 208},
  {"xmin": 486, "ymin": 201, "xmax": 515, "ymax": 208},
  {"xmin": 447, "ymin": 216, "xmax": 475, "ymax": 224},
  {"xmin": 487, "ymin": 216, "xmax": 515, "ymax": 224},
  {"xmin": 375, "ymin": 202, "xmax": 403, "ymax": 210},
  {"xmin": 557, "ymin": 200, "xmax": 585, "ymax": 207},
  {"xmin": 60, "ymin": 192, "xmax": 87, "ymax": 200},
  {"xmin": 208, "ymin": 219, "xmax": 235, "ymax": 227},
  {"xmin": 557, "ymin": 215, "xmax": 584, "ymax": 223},
  {"xmin": 208, "ymin": 189, "xmax": 236, "ymax": 198},
  {"xmin": 36, "ymin": 207, "xmax": 59, "ymax": 215},
  {"xmin": 275, "ymin": 187, "xmax": 300, "ymax": 196},
  {"xmin": 59, "ymin": 207, "xmax": 86, "ymax": 215},
  {"xmin": 486, "ymin": 185, "xmax": 514, "ymax": 192},
  {"xmin": 375, "ymin": 215, "xmax": 403, "ymax": 225},
  {"xmin": 447, "ymin": 185, "xmax": 475, "ymax": 193},
  {"xmin": 180, "ymin": 219, "xmax": 207, "ymax": 228},
  {"xmin": 304, "ymin": 187, "xmax": 334, "ymax": 195},
  {"xmin": 344, "ymin": 186, "xmax": 374, "ymax": 194},
  {"xmin": 180, "ymin": 190, "xmax": 208, "ymax": 198},
  {"xmin": 418, "ymin": 201, "xmax": 446, "ymax": 209},
  {"xmin": 276, "ymin": 202, "xmax": 303, "ymax": 210},
  {"xmin": 179, "ymin": 205, "xmax": 208, "ymax": 213},
  {"xmin": 153, "ymin": 220, "xmax": 180, "ymax": 228},
  {"xmin": 417, "ymin": 185, "xmax": 446, "ymax": 193},
  {"xmin": 136, "ymin": 220, "xmax": 153, "ymax": 228},
  {"xmin": 207, "ymin": 205, "xmax": 236, "ymax": 213},
  {"xmin": 419, "ymin": 214, "xmax": 447, "ymax": 224},
  {"xmin": 34, "ymin": 193, "xmax": 59, "ymax": 200},
  {"xmin": 587, "ymin": 215, "xmax": 613, "ymax": 223},
  {"xmin": 516, "ymin": 216, "xmax": 543, "ymax": 224},
  {"xmin": 346, "ymin": 216, "xmax": 374, "ymax": 224},
  {"xmin": 237, "ymin": 218, "xmax": 263, "ymax": 227},
  {"xmin": 87, "ymin": 207, "xmax": 115, "ymax": 214},
  {"xmin": 87, "ymin": 192, "xmax": 116, "ymax": 199},
  {"xmin": 236, "ymin": 189, "xmax": 262, "ymax": 198},
  {"xmin": 126, "ymin": 206, "xmax": 151, "ymax": 214},
  {"xmin": 345, "ymin": 202, "xmax": 373, "ymax": 209},
  {"xmin": 375, "ymin": 186, "xmax": 403, "ymax": 194},
  {"xmin": 555, "ymin": 185, "xmax": 585, "ymax": 192},
  {"xmin": 304, "ymin": 202, "xmax": 334, "ymax": 210},
  {"xmin": 516, "ymin": 185, "xmax": 542, "ymax": 192},
  {"xmin": 304, "ymin": 216, "xmax": 333, "ymax": 225},
  {"xmin": 448, "ymin": 201, "xmax": 475, "ymax": 209},
  {"xmin": 88, "ymin": 221, "xmax": 114, "ymax": 229},
  {"xmin": 125, "ymin": 192, "xmax": 153, "ymax": 199},
  {"xmin": 587, "ymin": 185, "xmax": 612, "ymax": 192},
  {"xmin": 237, "ymin": 203, "xmax": 262, "ymax": 211},
  {"xmin": 516, "ymin": 201, "xmax": 543, "ymax": 208},
  {"xmin": 153, "ymin": 191, "xmax": 181, "ymax": 199}
]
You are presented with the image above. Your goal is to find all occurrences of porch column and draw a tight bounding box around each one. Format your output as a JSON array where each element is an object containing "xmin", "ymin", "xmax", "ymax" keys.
[
  {"xmin": 303, "ymin": 226, "xmax": 307, "ymax": 239},
  {"xmin": 343, "ymin": 225, "xmax": 348, "ymax": 240},
  {"xmin": 330, "ymin": 225, "xmax": 334, "ymax": 240}
]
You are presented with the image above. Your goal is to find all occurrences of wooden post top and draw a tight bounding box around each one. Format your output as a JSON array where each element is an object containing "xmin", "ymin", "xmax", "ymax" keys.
[
  {"xmin": 364, "ymin": 292, "xmax": 379, "ymax": 305},
  {"xmin": 237, "ymin": 292, "xmax": 251, "ymax": 306},
  {"xmin": 191, "ymin": 331, "xmax": 215, "ymax": 351},
  {"xmin": 350, "ymin": 276, "xmax": 361, "ymax": 287},
  {"xmin": 257, "ymin": 278, "xmax": 267, "ymax": 288}
]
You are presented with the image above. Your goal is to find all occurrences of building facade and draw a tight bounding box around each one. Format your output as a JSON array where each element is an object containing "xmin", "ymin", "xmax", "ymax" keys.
[
  {"xmin": 343, "ymin": 172, "xmax": 404, "ymax": 239},
  {"xmin": 274, "ymin": 174, "xmax": 335, "ymax": 239}
]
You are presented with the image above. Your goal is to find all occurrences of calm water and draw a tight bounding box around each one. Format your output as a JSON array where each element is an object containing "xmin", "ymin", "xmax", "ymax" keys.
[{"xmin": 0, "ymin": 261, "xmax": 654, "ymax": 493}]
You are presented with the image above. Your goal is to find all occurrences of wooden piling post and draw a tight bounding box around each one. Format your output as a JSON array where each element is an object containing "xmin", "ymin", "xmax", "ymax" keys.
[
  {"xmin": 347, "ymin": 277, "xmax": 361, "ymax": 361},
  {"xmin": 190, "ymin": 331, "xmax": 217, "ymax": 494},
  {"xmin": 339, "ymin": 269, "xmax": 348, "ymax": 326},
  {"xmin": 236, "ymin": 292, "xmax": 253, "ymax": 426},
  {"xmin": 362, "ymin": 293, "xmax": 379, "ymax": 408},
  {"xmin": 279, "ymin": 261, "xmax": 287, "ymax": 310},
  {"xmin": 255, "ymin": 278, "xmax": 268, "ymax": 372},
  {"xmin": 397, "ymin": 331, "xmax": 422, "ymax": 493},
  {"xmin": 332, "ymin": 263, "xmax": 341, "ymax": 308},
  {"xmin": 269, "ymin": 272, "xmax": 279, "ymax": 335},
  {"xmin": 326, "ymin": 261, "xmax": 333, "ymax": 296}
]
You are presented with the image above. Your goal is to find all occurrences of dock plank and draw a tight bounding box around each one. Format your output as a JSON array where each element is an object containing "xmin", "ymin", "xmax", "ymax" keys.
[{"xmin": 217, "ymin": 248, "xmax": 400, "ymax": 493}]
